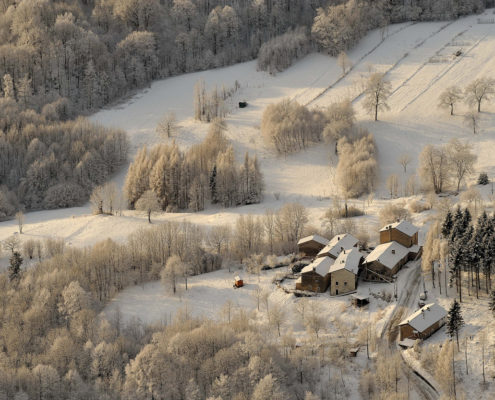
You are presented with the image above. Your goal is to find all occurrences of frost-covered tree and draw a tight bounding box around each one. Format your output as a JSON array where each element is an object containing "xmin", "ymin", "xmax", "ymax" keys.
[
  {"xmin": 465, "ymin": 77, "xmax": 495, "ymax": 112},
  {"xmin": 156, "ymin": 112, "xmax": 178, "ymax": 138},
  {"xmin": 463, "ymin": 111, "xmax": 480, "ymax": 135},
  {"xmin": 418, "ymin": 144, "xmax": 449, "ymax": 193},
  {"xmin": 438, "ymin": 86, "xmax": 463, "ymax": 115},
  {"xmin": 337, "ymin": 51, "xmax": 352, "ymax": 75},
  {"xmin": 446, "ymin": 139, "xmax": 476, "ymax": 192},
  {"xmin": 135, "ymin": 190, "xmax": 160, "ymax": 223},
  {"xmin": 363, "ymin": 72, "xmax": 392, "ymax": 121}
]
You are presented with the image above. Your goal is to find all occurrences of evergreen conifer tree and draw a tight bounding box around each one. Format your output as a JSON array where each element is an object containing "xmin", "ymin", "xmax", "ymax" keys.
[
  {"xmin": 489, "ymin": 291, "xmax": 495, "ymax": 316},
  {"xmin": 8, "ymin": 251, "xmax": 23, "ymax": 281},
  {"xmin": 210, "ymin": 165, "xmax": 218, "ymax": 204},
  {"xmin": 447, "ymin": 300, "xmax": 464, "ymax": 350},
  {"xmin": 442, "ymin": 210, "xmax": 453, "ymax": 238}
]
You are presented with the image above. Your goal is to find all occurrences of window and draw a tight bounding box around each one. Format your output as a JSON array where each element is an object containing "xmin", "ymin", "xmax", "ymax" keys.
[
  {"xmin": 335, "ymin": 281, "xmax": 339, "ymax": 286},
  {"xmin": 344, "ymin": 282, "xmax": 347, "ymax": 286}
]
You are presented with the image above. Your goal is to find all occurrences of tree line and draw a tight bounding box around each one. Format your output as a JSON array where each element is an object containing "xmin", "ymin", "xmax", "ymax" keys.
[
  {"xmin": 0, "ymin": 1, "xmax": 484, "ymax": 115},
  {"xmin": 124, "ymin": 119, "xmax": 263, "ymax": 212}
]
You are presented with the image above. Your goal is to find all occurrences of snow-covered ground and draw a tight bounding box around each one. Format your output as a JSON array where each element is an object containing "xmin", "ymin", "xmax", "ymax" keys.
[
  {"xmin": 1, "ymin": 9, "xmax": 494, "ymax": 398},
  {"xmin": 2, "ymin": 11, "xmax": 495, "ymax": 251}
]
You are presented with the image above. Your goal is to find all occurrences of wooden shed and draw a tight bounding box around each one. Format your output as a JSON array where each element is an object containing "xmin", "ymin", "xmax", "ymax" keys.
[
  {"xmin": 234, "ymin": 276, "xmax": 244, "ymax": 288},
  {"xmin": 351, "ymin": 294, "xmax": 369, "ymax": 307},
  {"xmin": 380, "ymin": 220, "xmax": 419, "ymax": 248},
  {"xmin": 297, "ymin": 234, "xmax": 329, "ymax": 258},
  {"xmin": 295, "ymin": 257, "xmax": 333, "ymax": 293},
  {"xmin": 398, "ymin": 303, "xmax": 447, "ymax": 341}
]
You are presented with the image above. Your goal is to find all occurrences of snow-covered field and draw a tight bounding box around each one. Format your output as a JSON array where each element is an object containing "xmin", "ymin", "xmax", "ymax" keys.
[{"xmin": 2, "ymin": 11, "xmax": 495, "ymax": 250}]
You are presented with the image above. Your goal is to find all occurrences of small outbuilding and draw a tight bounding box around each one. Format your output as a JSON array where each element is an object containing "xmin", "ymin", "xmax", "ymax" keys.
[
  {"xmin": 297, "ymin": 234, "xmax": 329, "ymax": 258},
  {"xmin": 329, "ymin": 248, "xmax": 363, "ymax": 296},
  {"xmin": 234, "ymin": 276, "xmax": 244, "ymax": 288},
  {"xmin": 398, "ymin": 303, "xmax": 447, "ymax": 341},
  {"xmin": 295, "ymin": 256, "xmax": 333, "ymax": 293},
  {"xmin": 380, "ymin": 220, "xmax": 419, "ymax": 248},
  {"xmin": 317, "ymin": 233, "xmax": 359, "ymax": 260},
  {"xmin": 351, "ymin": 294, "xmax": 370, "ymax": 307}
]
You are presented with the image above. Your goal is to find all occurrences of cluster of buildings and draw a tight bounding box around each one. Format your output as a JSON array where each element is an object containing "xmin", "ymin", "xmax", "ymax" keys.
[
  {"xmin": 295, "ymin": 220, "xmax": 422, "ymax": 296},
  {"xmin": 295, "ymin": 220, "xmax": 449, "ymax": 345}
]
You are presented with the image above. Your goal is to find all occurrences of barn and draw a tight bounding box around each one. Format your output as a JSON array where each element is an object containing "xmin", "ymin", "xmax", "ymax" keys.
[
  {"xmin": 398, "ymin": 303, "xmax": 447, "ymax": 341},
  {"xmin": 295, "ymin": 256, "xmax": 333, "ymax": 292},
  {"xmin": 317, "ymin": 233, "xmax": 359, "ymax": 260},
  {"xmin": 329, "ymin": 248, "xmax": 363, "ymax": 296},
  {"xmin": 363, "ymin": 241, "xmax": 410, "ymax": 282},
  {"xmin": 297, "ymin": 234, "xmax": 329, "ymax": 258},
  {"xmin": 380, "ymin": 220, "xmax": 419, "ymax": 248}
]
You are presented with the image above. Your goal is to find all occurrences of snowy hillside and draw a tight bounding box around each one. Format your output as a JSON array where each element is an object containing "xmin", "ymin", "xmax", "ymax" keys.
[{"xmin": 2, "ymin": 10, "xmax": 495, "ymax": 250}]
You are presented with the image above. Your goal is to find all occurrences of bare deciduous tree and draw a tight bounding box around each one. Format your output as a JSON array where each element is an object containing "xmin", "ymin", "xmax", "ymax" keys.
[
  {"xmin": 363, "ymin": 72, "xmax": 392, "ymax": 121},
  {"xmin": 16, "ymin": 211, "xmax": 24, "ymax": 234},
  {"xmin": 446, "ymin": 139, "xmax": 477, "ymax": 192},
  {"xmin": 465, "ymin": 77, "xmax": 495, "ymax": 112},
  {"xmin": 386, "ymin": 174, "xmax": 399, "ymax": 198},
  {"xmin": 419, "ymin": 144, "xmax": 449, "ymax": 194},
  {"xmin": 438, "ymin": 86, "xmax": 463, "ymax": 115},
  {"xmin": 268, "ymin": 301, "xmax": 286, "ymax": 336},
  {"xmin": 398, "ymin": 154, "xmax": 411, "ymax": 173},
  {"xmin": 337, "ymin": 51, "xmax": 352, "ymax": 76},
  {"xmin": 156, "ymin": 111, "xmax": 178, "ymax": 138},
  {"xmin": 463, "ymin": 111, "xmax": 480, "ymax": 135}
]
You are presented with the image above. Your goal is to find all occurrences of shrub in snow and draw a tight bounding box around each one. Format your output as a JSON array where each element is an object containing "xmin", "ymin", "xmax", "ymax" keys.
[
  {"xmin": 408, "ymin": 199, "xmax": 429, "ymax": 214},
  {"xmin": 379, "ymin": 203, "xmax": 409, "ymax": 226},
  {"xmin": 478, "ymin": 172, "xmax": 489, "ymax": 185}
]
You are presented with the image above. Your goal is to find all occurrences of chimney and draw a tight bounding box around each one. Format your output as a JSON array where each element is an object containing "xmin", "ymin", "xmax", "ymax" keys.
[
  {"xmin": 337, "ymin": 236, "xmax": 340, "ymax": 240},
  {"xmin": 421, "ymin": 309, "xmax": 425, "ymax": 319}
]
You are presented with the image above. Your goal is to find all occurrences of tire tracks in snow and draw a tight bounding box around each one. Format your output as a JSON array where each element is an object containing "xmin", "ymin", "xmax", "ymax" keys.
[
  {"xmin": 400, "ymin": 31, "xmax": 488, "ymax": 112},
  {"xmin": 349, "ymin": 20, "xmax": 457, "ymax": 105},
  {"xmin": 381, "ymin": 261, "xmax": 440, "ymax": 400},
  {"xmin": 299, "ymin": 22, "xmax": 416, "ymax": 106},
  {"xmin": 389, "ymin": 28, "xmax": 469, "ymax": 100}
]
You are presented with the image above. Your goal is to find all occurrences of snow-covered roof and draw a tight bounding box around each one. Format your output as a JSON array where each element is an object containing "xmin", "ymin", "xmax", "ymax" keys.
[
  {"xmin": 301, "ymin": 256, "xmax": 334, "ymax": 277},
  {"xmin": 399, "ymin": 303, "xmax": 447, "ymax": 333},
  {"xmin": 317, "ymin": 233, "xmax": 358, "ymax": 258},
  {"xmin": 297, "ymin": 234, "xmax": 329, "ymax": 246},
  {"xmin": 330, "ymin": 248, "xmax": 363, "ymax": 275},
  {"xmin": 351, "ymin": 294, "xmax": 369, "ymax": 301},
  {"xmin": 364, "ymin": 241, "xmax": 409, "ymax": 270},
  {"xmin": 380, "ymin": 220, "xmax": 418, "ymax": 237}
]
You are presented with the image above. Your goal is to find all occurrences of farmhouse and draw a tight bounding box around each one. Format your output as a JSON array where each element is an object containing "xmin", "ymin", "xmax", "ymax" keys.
[
  {"xmin": 363, "ymin": 241, "xmax": 410, "ymax": 282},
  {"xmin": 398, "ymin": 303, "xmax": 447, "ymax": 341},
  {"xmin": 317, "ymin": 233, "xmax": 359, "ymax": 260},
  {"xmin": 297, "ymin": 234, "xmax": 329, "ymax": 258},
  {"xmin": 380, "ymin": 220, "xmax": 418, "ymax": 248},
  {"xmin": 329, "ymin": 248, "xmax": 363, "ymax": 296},
  {"xmin": 295, "ymin": 256, "xmax": 333, "ymax": 292}
]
